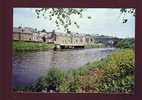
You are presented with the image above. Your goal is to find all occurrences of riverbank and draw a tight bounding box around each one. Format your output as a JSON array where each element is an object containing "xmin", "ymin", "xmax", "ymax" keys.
[
  {"xmin": 85, "ymin": 43, "xmax": 105, "ymax": 48},
  {"xmin": 13, "ymin": 41, "xmax": 107, "ymax": 52},
  {"xmin": 14, "ymin": 49, "xmax": 134, "ymax": 93},
  {"xmin": 13, "ymin": 41, "xmax": 55, "ymax": 52}
]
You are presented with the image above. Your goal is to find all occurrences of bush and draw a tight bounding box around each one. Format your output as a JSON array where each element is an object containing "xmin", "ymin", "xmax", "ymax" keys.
[
  {"xmin": 43, "ymin": 67, "xmax": 66, "ymax": 92},
  {"xmin": 94, "ymin": 49, "xmax": 135, "ymax": 93},
  {"xmin": 30, "ymin": 67, "xmax": 66, "ymax": 92},
  {"xmin": 67, "ymin": 70, "xmax": 81, "ymax": 92},
  {"xmin": 115, "ymin": 38, "xmax": 134, "ymax": 49}
]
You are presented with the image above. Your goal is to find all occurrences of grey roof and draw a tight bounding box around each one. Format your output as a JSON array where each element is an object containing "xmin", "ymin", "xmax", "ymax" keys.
[
  {"xmin": 13, "ymin": 27, "xmax": 21, "ymax": 33},
  {"xmin": 13, "ymin": 27, "xmax": 37, "ymax": 34},
  {"xmin": 23, "ymin": 27, "xmax": 35, "ymax": 33},
  {"xmin": 94, "ymin": 35, "xmax": 115, "ymax": 39},
  {"xmin": 54, "ymin": 32, "xmax": 72, "ymax": 37}
]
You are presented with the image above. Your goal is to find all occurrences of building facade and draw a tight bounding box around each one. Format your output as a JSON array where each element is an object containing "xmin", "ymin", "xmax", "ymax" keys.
[
  {"xmin": 13, "ymin": 27, "xmax": 96, "ymax": 46},
  {"xmin": 13, "ymin": 27, "xmax": 39, "ymax": 41}
]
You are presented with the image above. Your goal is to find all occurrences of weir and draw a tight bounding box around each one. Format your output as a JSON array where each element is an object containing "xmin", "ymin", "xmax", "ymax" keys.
[{"xmin": 54, "ymin": 44, "xmax": 85, "ymax": 50}]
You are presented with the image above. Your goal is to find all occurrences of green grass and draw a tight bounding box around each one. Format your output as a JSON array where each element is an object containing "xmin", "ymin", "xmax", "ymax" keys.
[
  {"xmin": 14, "ymin": 49, "xmax": 135, "ymax": 93},
  {"xmin": 85, "ymin": 43, "xmax": 105, "ymax": 48},
  {"xmin": 13, "ymin": 41, "xmax": 55, "ymax": 52}
]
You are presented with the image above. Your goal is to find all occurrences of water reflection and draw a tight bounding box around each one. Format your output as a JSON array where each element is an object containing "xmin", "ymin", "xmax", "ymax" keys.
[{"xmin": 12, "ymin": 48, "xmax": 114, "ymax": 87}]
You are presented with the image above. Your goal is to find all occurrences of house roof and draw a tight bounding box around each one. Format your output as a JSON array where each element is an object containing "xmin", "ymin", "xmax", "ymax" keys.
[
  {"xmin": 13, "ymin": 27, "xmax": 21, "ymax": 33},
  {"xmin": 94, "ymin": 35, "xmax": 115, "ymax": 39},
  {"xmin": 13, "ymin": 27, "xmax": 37, "ymax": 34},
  {"xmin": 56, "ymin": 32, "xmax": 86, "ymax": 37}
]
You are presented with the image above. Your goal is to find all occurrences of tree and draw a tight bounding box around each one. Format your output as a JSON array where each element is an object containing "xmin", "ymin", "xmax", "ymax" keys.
[
  {"xmin": 35, "ymin": 8, "xmax": 135, "ymax": 32},
  {"xmin": 35, "ymin": 8, "xmax": 91, "ymax": 32},
  {"xmin": 41, "ymin": 29, "xmax": 47, "ymax": 33},
  {"xmin": 115, "ymin": 38, "xmax": 134, "ymax": 48},
  {"xmin": 35, "ymin": 28, "xmax": 38, "ymax": 32},
  {"xmin": 120, "ymin": 8, "xmax": 135, "ymax": 23}
]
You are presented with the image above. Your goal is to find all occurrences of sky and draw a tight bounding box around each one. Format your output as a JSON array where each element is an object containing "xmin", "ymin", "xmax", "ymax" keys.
[{"xmin": 13, "ymin": 8, "xmax": 135, "ymax": 38}]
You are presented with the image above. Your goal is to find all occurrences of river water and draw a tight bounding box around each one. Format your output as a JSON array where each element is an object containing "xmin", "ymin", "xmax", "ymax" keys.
[{"xmin": 12, "ymin": 48, "xmax": 115, "ymax": 87}]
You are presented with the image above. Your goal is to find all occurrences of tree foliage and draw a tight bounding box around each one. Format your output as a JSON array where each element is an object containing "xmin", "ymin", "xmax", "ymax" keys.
[
  {"xmin": 35, "ymin": 8, "xmax": 88, "ymax": 32},
  {"xmin": 115, "ymin": 38, "xmax": 134, "ymax": 49},
  {"xmin": 35, "ymin": 8, "xmax": 135, "ymax": 32},
  {"xmin": 41, "ymin": 29, "xmax": 47, "ymax": 32},
  {"xmin": 120, "ymin": 8, "xmax": 135, "ymax": 23}
]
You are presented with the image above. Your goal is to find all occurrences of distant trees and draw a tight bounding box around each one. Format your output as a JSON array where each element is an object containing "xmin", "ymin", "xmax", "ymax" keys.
[
  {"xmin": 34, "ymin": 28, "xmax": 38, "ymax": 32},
  {"xmin": 115, "ymin": 38, "xmax": 134, "ymax": 49},
  {"xmin": 41, "ymin": 29, "xmax": 47, "ymax": 33}
]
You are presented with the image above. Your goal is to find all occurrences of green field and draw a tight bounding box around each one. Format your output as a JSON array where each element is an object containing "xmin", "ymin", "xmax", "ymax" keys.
[
  {"xmin": 15, "ymin": 49, "xmax": 134, "ymax": 93},
  {"xmin": 85, "ymin": 43, "xmax": 105, "ymax": 48},
  {"xmin": 13, "ymin": 41, "xmax": 55, "ymax": 52}
]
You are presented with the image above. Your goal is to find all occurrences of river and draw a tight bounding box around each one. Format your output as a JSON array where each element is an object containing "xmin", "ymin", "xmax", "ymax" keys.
[{"xmin": 12, "ymin": 48, "xmax": 115, "ymax": 87}]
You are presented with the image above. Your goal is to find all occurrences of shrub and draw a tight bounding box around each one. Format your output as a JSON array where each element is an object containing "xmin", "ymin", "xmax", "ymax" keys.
[
  {"xmin": 43, "ymin": 67, "xmax": 66, "ymax": 92},
  {"xmin": 94, "ymin": 49, "xmax": 135, "ymax": 93},
  {"xmin": 67, "ymin": 70, "xmax": 81, "ymax": 92},
  {"xmin": 115, "ymin": 38, "xmax": 134, "ymax": 49},
  {"xmin": 30, "ymin": 67, "xmax": 66, "ymax": 92}
]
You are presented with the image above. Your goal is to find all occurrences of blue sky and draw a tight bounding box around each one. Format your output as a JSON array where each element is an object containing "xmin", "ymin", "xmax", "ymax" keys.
[{"xmin": 13, "ymin": 8, "xmax": 135, "ymax": 38}]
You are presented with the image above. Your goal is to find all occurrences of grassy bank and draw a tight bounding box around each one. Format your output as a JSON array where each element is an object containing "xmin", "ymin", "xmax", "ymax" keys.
[
  {"xmin": 85, "ymin": 43, "xmax": 105, "ymax": 48},
  {"xmin": 13, "ymin": 41, "xmax": 55, "ymax": 52},
  {"xmin": 15, "ymin": 49, "xmax": 134, "ymax": 93},
  {"xmin": 13, "ymin": 41, "xmax": 105, "ymax": 52}
]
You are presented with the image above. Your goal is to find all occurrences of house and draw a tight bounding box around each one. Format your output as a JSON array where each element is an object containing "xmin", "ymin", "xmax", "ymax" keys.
[
  {"xmin": 13, "ymin": 27, "xmax": 96, "ymax": 47},
  {"xmin": 35, "ymin": 30, "xmax": 96, "ymax": 46},
  {"xmin": 53, "ymin": 32, "xmax": 90, "ymax": 45},
  {"xmin": 84, "ymin": 34, "xmax": 95, "ymax": 45},
  {"xmin": 13, "ymin": 27, "xmax": 39, "ymax": 42},
  {"xmin": 54, "ymin": 32, "xmax": 72, "ymax": 45}
]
